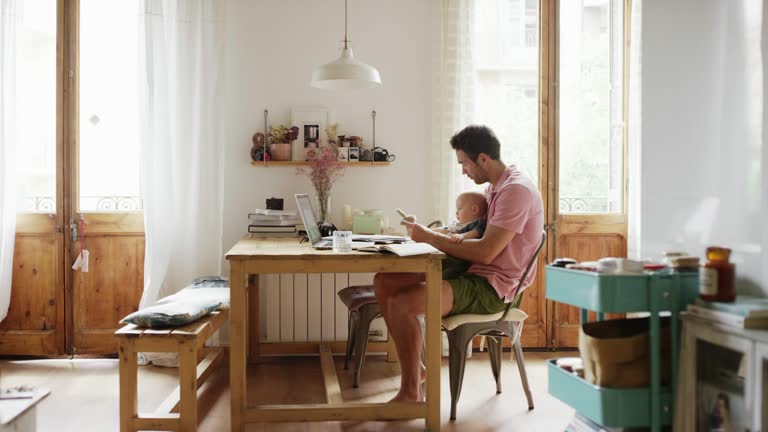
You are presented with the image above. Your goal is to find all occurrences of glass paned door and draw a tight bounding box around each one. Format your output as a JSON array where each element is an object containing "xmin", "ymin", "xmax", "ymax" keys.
[
  {"xmin": 71, "ymin": 0, "xmax": 144, "ymax": 354},
  {"xmin": 3, "ymin": 0, "xmax": 66, "ymax": 355},
  {"xmin": 551, "ymin": 0, "xmax": 627, "ymax": 348}
]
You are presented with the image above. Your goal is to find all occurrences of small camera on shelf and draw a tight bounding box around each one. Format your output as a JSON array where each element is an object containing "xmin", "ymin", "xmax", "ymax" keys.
[{"xmin": 266, "ymin": 197, "xmax": 284, "ymax": 210}]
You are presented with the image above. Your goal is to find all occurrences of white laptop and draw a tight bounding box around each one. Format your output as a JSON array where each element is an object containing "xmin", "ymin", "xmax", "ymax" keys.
[{"xmin": 295, "ymin": 194, "xmax": 374, "ymax": 250}]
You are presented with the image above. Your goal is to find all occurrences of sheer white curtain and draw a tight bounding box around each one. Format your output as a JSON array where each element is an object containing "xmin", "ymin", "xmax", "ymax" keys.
[
  {"xmin": 626, "ymin": 0, "xmax": 642, "ymax": 259},
  {"xmin": 429, "ymin": 0, "xmax": 477, "ymax": 223},
  {"xmin": 0, "ymin": 0, "xmax": 18, "ymax": 322},
  {"xmin": 138, "ymin": 0, "xmax": 226, "ymax": 308}
]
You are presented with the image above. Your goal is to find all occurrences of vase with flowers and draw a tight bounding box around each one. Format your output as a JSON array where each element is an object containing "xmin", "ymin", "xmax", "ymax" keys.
[
  {"xmin": 297, "ymin": 146, "xmax": 345, "ymax": 224},
  {"xmin": 268, "ymin": 125, "xmax": 299, "ymax": 161}
]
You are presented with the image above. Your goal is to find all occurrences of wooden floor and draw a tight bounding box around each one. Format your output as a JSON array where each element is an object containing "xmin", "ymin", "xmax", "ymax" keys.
[{"xmin": 0, "ymin": 351, "xmax": 575, "ymax": 431}]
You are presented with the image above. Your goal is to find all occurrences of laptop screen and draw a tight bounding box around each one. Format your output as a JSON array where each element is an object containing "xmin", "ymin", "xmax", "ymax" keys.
[{"xmin": 295, "ymin": 194, "xmax": 323, "ymax": 244}]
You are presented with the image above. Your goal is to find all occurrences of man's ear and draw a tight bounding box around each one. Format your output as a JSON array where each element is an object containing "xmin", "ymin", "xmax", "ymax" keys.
[{"xmin": 476, "ymin": 153, "xmax": 489, "ymax": 166}]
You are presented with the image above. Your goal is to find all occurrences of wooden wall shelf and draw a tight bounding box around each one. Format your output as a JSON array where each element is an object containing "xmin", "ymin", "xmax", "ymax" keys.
[{"xmin": 251, "ymin": 161, "xmax": 391, "ymax": 167}]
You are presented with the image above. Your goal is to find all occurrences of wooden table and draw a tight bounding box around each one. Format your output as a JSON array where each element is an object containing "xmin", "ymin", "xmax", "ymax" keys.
[{"xmin": 225, "ymin": 237, "xmax": 445, "ymax": 431}]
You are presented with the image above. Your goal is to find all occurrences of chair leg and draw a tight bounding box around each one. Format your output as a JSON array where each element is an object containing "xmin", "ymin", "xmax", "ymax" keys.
[
  {"xmin": 344, "ymin": 311, "xmax": 357, "ymax": 370},
  {"xmin": 487, "ymin": 336, "xmax": 503, "ymax": 394},
  {"xmin": 513, "ymin": 336, "xmax": 534, "ymax": 410},
  {"xmin": 447, "ymin": 327, "xmax": 474, "ymax": 421},
  {"xmin": 352, "ymin": 306, "xmax": 380, "ymax": 388}
]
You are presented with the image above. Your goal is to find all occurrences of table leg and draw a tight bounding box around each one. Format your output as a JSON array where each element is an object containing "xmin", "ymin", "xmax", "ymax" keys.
[
  {"xmin": 424, "ymin": 258, "xmax": 442, "ymax": 431},
  {"xmin": 230, "ymin": 262, "xmax": 246, "ymax": 432}
]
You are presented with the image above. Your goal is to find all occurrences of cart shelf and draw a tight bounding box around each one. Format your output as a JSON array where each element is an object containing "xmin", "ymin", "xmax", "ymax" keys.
[
  {"xmin": 548, "ymin": 359, "xmax": 673, "ymax": 428},
  {"xmin": 546, "ymin": 266, "xmax": 699, "ymax": 313}
]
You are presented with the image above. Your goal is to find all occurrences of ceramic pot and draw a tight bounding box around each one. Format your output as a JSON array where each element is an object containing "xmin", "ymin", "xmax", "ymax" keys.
[{"xmin": 269, "ymin": 143, "xmax": 292, "ymax": 161}]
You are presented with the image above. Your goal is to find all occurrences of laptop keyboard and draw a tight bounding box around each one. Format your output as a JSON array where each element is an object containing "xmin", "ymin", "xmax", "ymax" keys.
[{"xmin": 316, "ymin": 240, "xmax": 333, "ymax": 248}]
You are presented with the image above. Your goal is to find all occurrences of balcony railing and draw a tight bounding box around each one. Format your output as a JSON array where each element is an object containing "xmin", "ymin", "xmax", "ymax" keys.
[
  {"xmin": 559, "ymin": 197, "xmax": 612, "ymax": 213},
  {"xmin": 21, "ymin": 196, "xmax": 143, "ymax": 213}
]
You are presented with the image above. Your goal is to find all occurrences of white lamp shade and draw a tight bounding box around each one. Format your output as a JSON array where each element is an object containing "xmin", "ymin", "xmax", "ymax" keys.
[{"xmin": 311, "ymin": 47, "xmax": 382, "ymax": 89}]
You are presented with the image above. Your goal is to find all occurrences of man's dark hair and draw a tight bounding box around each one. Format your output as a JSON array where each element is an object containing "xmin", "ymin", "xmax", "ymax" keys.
[{"xmin": 449, "ymin": 125, "xmax": 501, "ymax": 161}]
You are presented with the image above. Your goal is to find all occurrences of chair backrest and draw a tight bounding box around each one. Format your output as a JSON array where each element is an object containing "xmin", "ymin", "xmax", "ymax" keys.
[{"xmin": 500, "ymin": 231, "xmax": 547, "ymax": 319}]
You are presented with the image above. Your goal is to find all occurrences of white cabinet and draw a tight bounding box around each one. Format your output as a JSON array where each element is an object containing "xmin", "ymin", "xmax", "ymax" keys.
[{"xmin": 676, "ymin": 314, "xmax": 766, "ymax": 432}]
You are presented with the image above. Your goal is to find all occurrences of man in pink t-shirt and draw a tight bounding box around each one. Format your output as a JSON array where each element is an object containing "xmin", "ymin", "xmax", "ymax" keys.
[{"xmin": 373, "ymin": 125, "xmax": 544, "ymax": 403}]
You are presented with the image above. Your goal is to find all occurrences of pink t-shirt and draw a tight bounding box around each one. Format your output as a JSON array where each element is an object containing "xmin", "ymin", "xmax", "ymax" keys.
[{"xmin": 468, "ymin": 165, "xmax": 544, "ymax": 301}]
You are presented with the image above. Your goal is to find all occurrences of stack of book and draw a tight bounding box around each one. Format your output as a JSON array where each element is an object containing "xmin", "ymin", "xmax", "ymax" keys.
[
  {"xmin": 686, "ymin": 296, "xmax": 768, "ymax": 329},
  {"xmin": 248, "ymin": 209, "xmax": 301, "ymax": 237}
]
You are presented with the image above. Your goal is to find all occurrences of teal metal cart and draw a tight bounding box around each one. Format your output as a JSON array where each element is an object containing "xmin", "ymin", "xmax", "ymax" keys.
[{"xmin": 545, "ymin": 266, "xmax": 698, "ymax": 431}]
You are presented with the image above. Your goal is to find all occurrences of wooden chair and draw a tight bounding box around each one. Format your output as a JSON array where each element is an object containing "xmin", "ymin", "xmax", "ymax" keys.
[
  {"xmin": 115, "ymin": 309, "xmax": 229, "ymax": 432},
  {"xmin": 441, "ymin": 231, "xmax": 546, "ymax": 420}
]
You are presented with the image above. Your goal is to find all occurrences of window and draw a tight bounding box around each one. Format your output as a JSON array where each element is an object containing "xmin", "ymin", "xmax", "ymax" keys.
[
  {"xmin": 558, "ymin": 0, "xmax": 623, "ymax": 214},
  {"xmin": 474, "ymin": 0, "xmax": 540, "ymax": 187},
  {"xmin": 16, "ymin": 2, "xmax": 57, "ymax": 213},
  {"xmin": 78, "ymin": 0, "xmax": 141, "ymax": 211}
]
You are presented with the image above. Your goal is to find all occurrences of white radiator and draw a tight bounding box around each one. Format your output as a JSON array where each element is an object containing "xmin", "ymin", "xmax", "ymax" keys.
[{"xmin": 258, "ymin": 273, "xmax": 387, "ymax": 343}]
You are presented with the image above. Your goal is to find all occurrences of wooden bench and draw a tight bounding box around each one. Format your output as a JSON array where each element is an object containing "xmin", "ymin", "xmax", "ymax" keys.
[{"xmin": 115, "ymin": 309, "xmax": 229, "ymax": 432}]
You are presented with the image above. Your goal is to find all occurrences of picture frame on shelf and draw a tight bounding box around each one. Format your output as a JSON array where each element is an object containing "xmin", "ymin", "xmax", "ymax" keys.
[
  {"xmin": 292, "ymin": 106, "xmax": 330, "ymax": 161},
  {"xmin": 348, "ymin": 146, "xmax": 360, "ymax": 162},
  {"xmin": 337, "ymin": 147, "xmax": 349, "ymax": 162}
]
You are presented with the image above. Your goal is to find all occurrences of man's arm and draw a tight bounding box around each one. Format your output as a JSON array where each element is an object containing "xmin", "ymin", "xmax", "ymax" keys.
[
  {"xmin": 449, "ymin": 229, "xmax": 481, "ymax": 244},
  {"xmin": 407, "ymin": 222, "xmax": 514, "ymax": 265}
]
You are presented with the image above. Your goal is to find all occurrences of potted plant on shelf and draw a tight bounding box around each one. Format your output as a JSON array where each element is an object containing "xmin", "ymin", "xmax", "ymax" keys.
[
  {"xmin": 297, "ymin": 146, "xmax": 344, "ymax": 224},
  {"xmin": 268, "ymin": 125, "xmax": 299, "ymax": 161}
]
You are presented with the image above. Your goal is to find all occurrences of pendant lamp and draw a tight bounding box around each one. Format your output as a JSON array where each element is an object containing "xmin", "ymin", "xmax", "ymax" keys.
[{"xmin": 310, "ymin": 0, "xmax": 382, "ymax": 89}]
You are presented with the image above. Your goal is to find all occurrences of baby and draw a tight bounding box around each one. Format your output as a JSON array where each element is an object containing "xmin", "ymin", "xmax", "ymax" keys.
[
  {"xmin": 434, "ymin": 191, "xmax": 488, "ymax": 243},
  {"xmin": 432, "ymin": 191, "xmax": 487, "ymax": 279}
]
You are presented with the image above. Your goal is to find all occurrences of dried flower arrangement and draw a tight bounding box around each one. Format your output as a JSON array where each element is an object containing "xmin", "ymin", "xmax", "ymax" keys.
[
  {"xmin": 268, "ymin": 125, "xmax": 299, "ymax": 144},
  {"xmin": 324, "ymin": 123, "xmax": 338, "ymax": 145},
  {"xmin": 297, "ymin": 146, "xmax": 345, "ymax": 223}
]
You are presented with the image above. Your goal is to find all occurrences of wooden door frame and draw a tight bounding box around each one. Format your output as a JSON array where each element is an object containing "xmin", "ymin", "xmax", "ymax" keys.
[
  {"xmin": 62, "ymin": 0, "xmax": 76, "ymax": 355},
  {"xmin": 543, "ymin": 0, "xmax": 632, "ymax": 349},
  {"xmin": 541, "ymin": 0, "xmax": 558, "ymax": 350}
]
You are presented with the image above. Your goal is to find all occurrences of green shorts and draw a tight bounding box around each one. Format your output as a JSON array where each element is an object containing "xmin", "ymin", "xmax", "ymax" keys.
[{"xmin": 445, "ymin": 272, "xmax": 506, "ymax": 316}]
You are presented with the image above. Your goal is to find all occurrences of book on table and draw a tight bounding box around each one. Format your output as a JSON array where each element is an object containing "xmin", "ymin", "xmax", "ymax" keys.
[
  {"xmin": 694, "ymin": 296, "xmax": 768, "ymax": 318},
  {"xmin": 252, "ymin": 208, "xmax": 297, "ymax": 216},
  {"xmin": 686, "ymin": 304, "xmax": 768, "ymax": 329},
  {"xmin": 357, "ymin": 242, "xmax": 439, "ymax": 256},
  {"xmin": 248, "ymin": 225, "xmax": 296, "ymax": 233},
  {"xmin": 247, "ymin": 218, "xmax": 301, "ymax": 226}
]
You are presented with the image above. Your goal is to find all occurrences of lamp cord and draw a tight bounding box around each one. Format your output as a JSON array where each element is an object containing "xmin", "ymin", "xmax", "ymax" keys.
[{"xmin": 344, "ymin": 0, "xmax": 348, "ymax": 49}]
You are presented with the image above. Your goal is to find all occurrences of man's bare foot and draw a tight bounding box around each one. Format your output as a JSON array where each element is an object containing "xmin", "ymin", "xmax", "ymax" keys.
[{"xmin": 389, "ymin": 388, "xmax": 423, "ymax": 403}]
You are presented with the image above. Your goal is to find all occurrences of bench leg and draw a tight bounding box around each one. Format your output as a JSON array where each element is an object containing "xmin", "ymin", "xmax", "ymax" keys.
[
  {"xmin": 119, "ymin": 340, "xmax": 138, "ymax": 432},
  {"xmin": 179, "ymin": 342, "xmax": 199, "ymax": 432}
]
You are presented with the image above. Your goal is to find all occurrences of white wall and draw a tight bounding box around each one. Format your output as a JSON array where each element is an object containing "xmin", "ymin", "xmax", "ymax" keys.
[
  {"xmin": 221, "ymin": 0, "xmax": 433, "ymax": 269},
  {"xmin": 638, "ymin": 0, "xmax": 766, "ymax": 295}
]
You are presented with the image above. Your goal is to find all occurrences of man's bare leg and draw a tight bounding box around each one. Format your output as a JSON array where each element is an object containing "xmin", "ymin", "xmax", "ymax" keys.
[{"xmin": 374, "ymin": 273, "xmax": 453, "ymax": 402}]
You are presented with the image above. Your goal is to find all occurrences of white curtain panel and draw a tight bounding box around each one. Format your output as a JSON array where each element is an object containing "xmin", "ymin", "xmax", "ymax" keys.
[
  {"xmin": 138, "ymin": 0, "xmax": 226, "ymax": 308},
  {"xmin": 626, "ymin": 0, "xmax": 642, "ymax": 259},
  {"xmin": 429, "ymin": 0, "xmax": 477, "ymax": 223},
  {"xmin": 0, "ymin": 0, "xmax": 18, "ymax": 323}
]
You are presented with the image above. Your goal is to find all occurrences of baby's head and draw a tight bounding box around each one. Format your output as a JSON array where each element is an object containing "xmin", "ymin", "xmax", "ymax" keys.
[{"xmin": 455, "ymin": 192, "xmax": 487, "ymax": 224}]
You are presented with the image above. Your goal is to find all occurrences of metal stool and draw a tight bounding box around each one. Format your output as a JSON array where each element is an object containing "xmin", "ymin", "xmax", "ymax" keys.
[{"xmin": 337, "ymin": 285, "xmax": 382, "ymax": 388}]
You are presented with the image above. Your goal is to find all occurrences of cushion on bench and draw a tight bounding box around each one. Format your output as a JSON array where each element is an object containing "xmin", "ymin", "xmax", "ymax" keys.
[
  {"xmin": 156, "ymin": 287, "xmax": 230, "ymax": 310},
  {"xmin": 120, "ymin": 298, "xmax": 221, "ymax": 328}
]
